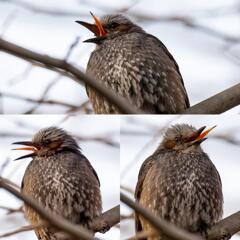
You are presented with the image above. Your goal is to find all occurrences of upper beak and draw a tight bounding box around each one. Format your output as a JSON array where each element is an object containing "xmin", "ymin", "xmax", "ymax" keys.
[
  {"xmin": 12, "ymin": 141, "xmax": 39, "ymax": 161},
  {"xmin": 76, "ymin": 12, "xmax": 107, "ymax": 39},
  {"xmin": 192, "ymin": 125, "xmax": 217, "ymax": 144}
]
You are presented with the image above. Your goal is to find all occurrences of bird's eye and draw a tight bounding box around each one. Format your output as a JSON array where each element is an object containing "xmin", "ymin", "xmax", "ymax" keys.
[
  {"xmin": 44, "ymin": 139, "xmax": 51, "ymax": 146},
  {"xmin": 175, "ymin": 137, "xmax": 180, "ymax": 142},
  {"xmin": 108, "ymin": 22, "xmax": 119, "ymax": 29}
]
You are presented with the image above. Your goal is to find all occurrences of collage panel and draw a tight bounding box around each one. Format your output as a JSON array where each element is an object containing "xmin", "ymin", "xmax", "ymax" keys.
[
  {"xmin": 121, "ymin": 115, "xmax": 240, "ymax": 240},
  {"xmin": 0, "ymin": 1, "xmax": 239, "ymax": 115},
  {"xmin": 0, "ymin": 1, "xmax": 239, "ymax": 240},
  {"xmin": 0, "ymin": 115, "xmax": 120, "ymax": 240}
]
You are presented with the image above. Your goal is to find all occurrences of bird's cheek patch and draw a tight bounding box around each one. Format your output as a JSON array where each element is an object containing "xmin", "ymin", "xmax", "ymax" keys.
[
  {"xmin": 118, "ymin": 24, "xmax": 130, "ymax": 33},
  {"xmin": 163, "ymin": 140, "xmax": 176, "ymax": 149},
  {"xmin": 48, "ymin": 140, "xmax": 63, "ymax": 150}
]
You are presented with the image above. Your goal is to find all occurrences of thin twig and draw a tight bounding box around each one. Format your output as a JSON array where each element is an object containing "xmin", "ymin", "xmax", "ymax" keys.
[
  {"xmin": 0, "ymin": 223, "xmax": 45, "ymax": 238},
  {"xmin": 0, "ymin": 205, "xmax": 22, "ymax": 215},
  {"xmin": 0, "ymin": 91, "xmax": 79, "ymax": 109},
  {"xmin": 91, "ymin": 205, "xmax": 120, "ymax": 233}
]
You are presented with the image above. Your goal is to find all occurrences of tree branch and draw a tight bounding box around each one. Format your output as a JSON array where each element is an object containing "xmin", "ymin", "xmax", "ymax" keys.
[
  {"xmin": 207, "ymin": 211, "xmax": 240, "ymax": 240},
  {"xmin": 0, "ymin": 37, "xmax": 239, "ymax": 114},
  {"xmin": 0, "ymin": 37, "xmax": 139, "ymax": 114},
  {"xmin": 91, "ymin": 205, "xmax": 120, "ymax": 233},
  {"xmin": 120, "ymin": 192, "xmax": 202, "ymax": 240},
  {"xmin": 121, "ymin": 192, "xmax": 240, "ymax": 240},
  {"xmin": 0, "ymin": 177, "xmax": 120, "ymax": 240},
  {"xmin": 0, "ymin": 205, "xmax": 22, "ymax": 215},
  {"xmin": 185, "ymin": 83, "xmax": 240, "ymax": 114}
]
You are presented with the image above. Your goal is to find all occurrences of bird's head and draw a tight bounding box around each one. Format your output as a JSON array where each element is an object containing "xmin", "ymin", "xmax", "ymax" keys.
[
  {"xmin": 76, "ymin": 13, "xmax": 144, "ymax": 44},
  {"xmin": 160, "ymin": 124, "xmax": 216, "ymax": 152},
  {"xmin": 12, "ymin": 127, "xmax": 79, "ymax": 160}
]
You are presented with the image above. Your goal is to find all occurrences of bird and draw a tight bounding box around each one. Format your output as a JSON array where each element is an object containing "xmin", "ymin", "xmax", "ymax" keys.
[
  {"xmin": 76, "ymin": 13, "xmax": 190, "ymax": 114},
  {"xmin": 134, "ymin": 124, "xmax": 223, "ymax": 240},
  {"xmin": 12, "ymin": 127, "xmax": 102, "ymax": 240}
]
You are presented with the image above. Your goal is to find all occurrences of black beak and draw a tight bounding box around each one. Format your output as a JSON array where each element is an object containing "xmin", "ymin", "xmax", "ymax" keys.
[
  {"xmin": 83, "ymin": 35, "xmax": 106, "ymax": 44},
  {"xmin": 12, "ymin": 141, "xmax": 37, "ymax": 146},
  {"xmin": 12, "ymin": 141, "xmax": 39, "ymax": 161},
  {"xmin": 13, "ymin": 153, "xmax": 37, "ymax": 161}
]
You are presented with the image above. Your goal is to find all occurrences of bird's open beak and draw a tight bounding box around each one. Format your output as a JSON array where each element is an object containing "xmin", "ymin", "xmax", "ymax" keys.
[
  {"xmin": 76, "ymin": 12, "xmax": 107, "ymax": 43},
  {"xmin": 12, "ymin": 141, "xmax": 39, "ymax": 161},
  {"xmin": 191, "ymin": 125, "xmax": 216, "ymax": 144}
]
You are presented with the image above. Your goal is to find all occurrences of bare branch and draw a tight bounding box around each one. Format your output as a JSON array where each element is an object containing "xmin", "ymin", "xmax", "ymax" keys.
[
  {"xmin": 120, "ymin": 192, "xmax": 202, "ymax": 240},
  {"xmin": 0, "ymin": 37, "xmax": 139, "ymax": 114},
  {"xmin": 0, "ymin": 177, "xmax": 120, "ymax": 239},
  {"xmin": 0, "ymin": 177, "xmax": 94, "ymax": 240},
  {"xmin": 185, "ymin": 83, "xmax": 240, "ymax": 114},
  {"xmin": 207, "ymin": 211, "xmax": 240, "ymax": 240},
  {"xmin": 91, "ymin": 205, "xmax": 120, "ymax": 233},
  {"xmin": 0, "ymin": 91, "xmax": 79, "ymax": 109},
  {"xmin": 121, "ymin": 191, "xmax": 240, "ymax": 240}
]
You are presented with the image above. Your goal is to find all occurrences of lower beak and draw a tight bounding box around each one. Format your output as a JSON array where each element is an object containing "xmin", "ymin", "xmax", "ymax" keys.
[{"xmin": 12, "ymin": 141, "xmax": 38, "ymax": 161}]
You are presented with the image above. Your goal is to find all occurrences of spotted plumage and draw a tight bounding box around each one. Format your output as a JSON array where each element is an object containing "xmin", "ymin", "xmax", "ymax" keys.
[
  {"xmin": 135, "ymin": 124, "xmax": 223, "ymax": 240},
  {"xmin": 77, "ymin": 14, "xmax": 190, "ymax": 114},
  {"xmin": 13, "ymin": 127, "xmax": 102, "ymax": 240}
]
